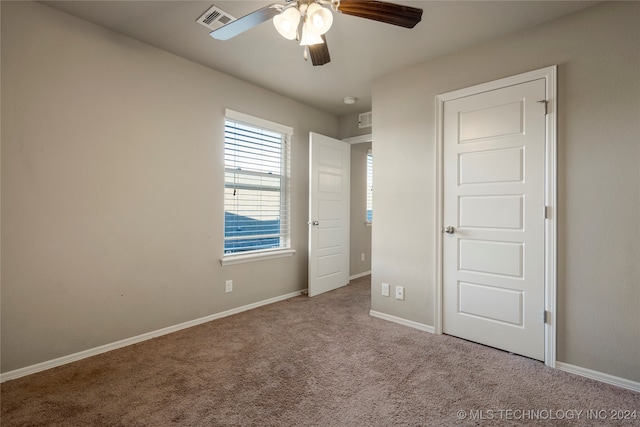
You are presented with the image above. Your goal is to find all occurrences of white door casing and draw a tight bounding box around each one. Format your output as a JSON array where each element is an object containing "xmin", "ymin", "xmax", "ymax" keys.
[
  {"xmin": 308, "ymin": 132, "xmax": 350, "ymax": 297},
  {"xmin": 435, "ymin": 66, "xmax": 557, "ymax": 365}
]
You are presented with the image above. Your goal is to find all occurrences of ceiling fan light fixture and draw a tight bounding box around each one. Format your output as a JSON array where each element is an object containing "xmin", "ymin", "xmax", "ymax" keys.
[
  {"xmin": 273, "ymin": 7, "xmax": 301, "ymax": 40},
  {"xmin": 305, "ymin": 3, "xmax": 333, "ymax": 36},
  {"xmin": 299, "ymin": 21, "xmax": 325, "ymax": 46},
  {"xmin": 209, "ymin": 0, "xmax": 423, "ymax": 67}
]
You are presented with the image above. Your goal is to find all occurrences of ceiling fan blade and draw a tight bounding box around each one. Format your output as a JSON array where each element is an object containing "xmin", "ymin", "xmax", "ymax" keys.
[
  {"xmin": 309, "ymin": 35, "xmax": 331, "ymax": 66},
  {"xmin": 210, "ymin": 4, "xmax": 282, "ymax": 40},
  {"xmin": 337, "ymin": 0, "xmax": 423, "ymax": 29}
]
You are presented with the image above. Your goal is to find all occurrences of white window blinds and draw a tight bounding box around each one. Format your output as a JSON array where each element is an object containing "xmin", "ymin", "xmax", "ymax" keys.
[{"xmin": 224, "ymin": 110, "xmax": 292, "ymax": 255}]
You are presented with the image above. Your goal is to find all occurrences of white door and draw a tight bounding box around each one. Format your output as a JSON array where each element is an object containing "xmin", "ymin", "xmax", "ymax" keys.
[
  {"xmin": 443, "ymin": 78, "xmax": 546, "ymax": 360},
  {"xmin": 308, "ymin": 132, "xmax": 350, "ymax": 297}
]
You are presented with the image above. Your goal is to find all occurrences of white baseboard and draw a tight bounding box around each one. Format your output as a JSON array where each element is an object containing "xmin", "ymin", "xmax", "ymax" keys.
[
  {"xmin": 368, "ymin": 313, "xmax": 639, "ymax": 392},
  {"xmin": 369, "ymin": 310, "xmax": 435, "ymax": 334},
  {"xmin": 350, "ymin": 271, "xmax": 371, "ymax": 280},
  {"xmin": 6, "ymin": 292, "xmax": 637, "ymax": 395},
  {"xmin": 0, "ymin": 289, "xmax": 306, "ymax": 383},
  {"xmin": 556, "ymin": 361, "xmax": 640, "ymax": 393}
]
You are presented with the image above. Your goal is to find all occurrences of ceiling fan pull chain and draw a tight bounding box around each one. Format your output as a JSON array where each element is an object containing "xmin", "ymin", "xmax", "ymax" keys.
[{"xmin": 303, "ymin": 47, "xmax": 309, "ymax": 61}]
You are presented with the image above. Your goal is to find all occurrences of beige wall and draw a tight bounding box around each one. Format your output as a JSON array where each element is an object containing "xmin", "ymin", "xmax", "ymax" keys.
[
  {"xmin": 372, "ymin": 1, "xmax": 640, "ymax": 382},
  {"xmin": 1, "ymin": 1, "xmax": 338, "ymax": 373},
  {"xmin": 338, "ymin": 112, "xmax": 371, "ymax": 140}
]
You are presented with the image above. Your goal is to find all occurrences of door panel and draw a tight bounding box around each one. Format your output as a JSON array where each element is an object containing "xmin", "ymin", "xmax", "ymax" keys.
[
  {"xmin": 459, "ymin": 147, "xmax": 523, "ymax": 184},
  {"xmin": 458, "ymin": 282, "xmax": 523, "ymax": 325},
  {"xmin": 308, "ymin": 133, "xmax": 350, "ymax": 297},
  {"xmin": 459, "ymin": 240, "xmax": 523, "ymax": 277},
  {"xmin": 459, "ymin": 100, "xmax": 523, "ymax": 141},
  {"xmin": 443, "ymin": 78, "xmax": 546, "ymax": 361},
  {"xmin": 459, "ymin": 195, "xmax": 523, "ymax": 229}
]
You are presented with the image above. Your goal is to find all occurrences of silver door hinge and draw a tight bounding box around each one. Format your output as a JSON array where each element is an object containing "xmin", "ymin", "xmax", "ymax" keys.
[
  {"xmin": 544, "ymin": 206, "xmax": 550, "ymax": 219},
  {"xmin": 537, "ymin": 100, "xmax": 548, "ymax": 115},
  {"xmin": 542, "ymin": 310, "xmax": 550, "ymax": 324}
]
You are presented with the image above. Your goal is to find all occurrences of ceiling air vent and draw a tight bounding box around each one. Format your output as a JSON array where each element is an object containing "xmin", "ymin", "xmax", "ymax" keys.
[
  {"xmin": 196, "ymin": 5, "xmax": 235, "ymax": 31},
  {"xmin": 359, "ymin": 111, "xmax": 372, "ymax": 129}
]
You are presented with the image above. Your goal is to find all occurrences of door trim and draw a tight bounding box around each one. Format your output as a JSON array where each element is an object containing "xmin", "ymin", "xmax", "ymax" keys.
[{"xmin": 434, "ymin": 66, "xmax": 557, "ymax": 367}]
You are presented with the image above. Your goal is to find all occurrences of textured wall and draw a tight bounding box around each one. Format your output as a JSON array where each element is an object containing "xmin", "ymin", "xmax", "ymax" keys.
[
  {"xmin": 1, "ymin": 1, "xmax": 338, "ymax": 372},
  {"xmin": 372, "ymin": 1, "xmax": 639, "ymax": 382}
]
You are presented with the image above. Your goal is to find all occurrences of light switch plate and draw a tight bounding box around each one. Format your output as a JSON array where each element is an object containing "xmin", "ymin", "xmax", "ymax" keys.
[{"xmin": 381, "ymin": 283, "xmax": 390, "ymax": 297}]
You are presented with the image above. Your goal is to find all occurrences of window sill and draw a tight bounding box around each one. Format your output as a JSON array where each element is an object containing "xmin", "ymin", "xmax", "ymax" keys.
[{"xmin": 221, "ymin": 249, "xmax": 296, "ymax": 266}]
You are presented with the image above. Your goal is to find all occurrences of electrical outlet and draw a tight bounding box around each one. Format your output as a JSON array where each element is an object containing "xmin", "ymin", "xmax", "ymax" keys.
[
  {"xmin": 361, "ymin": 253, "xmax": 365, "ymax": 262},
  {"xmin": 395, "ymin": 286, "xmax": 404, "ymax": 300},
  {"xmin": 225, "ymin": 280, "xmax": 233, "ymax": 293},
  {"xmin": 381, "ymin": 283, "xmax": 390, "ymax": 297}
]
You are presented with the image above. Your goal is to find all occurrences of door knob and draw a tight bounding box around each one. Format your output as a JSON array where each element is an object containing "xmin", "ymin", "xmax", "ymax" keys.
[
  {"xmin": 312, "ymin": 221, "xmax": 319, "ymax": 226},
  {"xmin": 444, "ymin": 226, "xmax": 455, "ymax": 234}
]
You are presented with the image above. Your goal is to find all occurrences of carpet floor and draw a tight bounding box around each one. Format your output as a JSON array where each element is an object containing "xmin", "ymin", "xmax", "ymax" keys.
[{"xmin": 1, "ymin": 275, "xmax": 639, "ymax": 426}]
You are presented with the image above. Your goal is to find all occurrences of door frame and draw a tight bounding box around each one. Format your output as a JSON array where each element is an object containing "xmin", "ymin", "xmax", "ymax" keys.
[{"xmin": 434, "ymin": 66, "xmax": 557, "ymax": 367}]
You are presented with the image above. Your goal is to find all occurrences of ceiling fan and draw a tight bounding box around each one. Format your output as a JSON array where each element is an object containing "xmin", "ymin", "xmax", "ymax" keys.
[{"xmin": 208, "ymin": 0, "xmax": 423, "ymax": 66}]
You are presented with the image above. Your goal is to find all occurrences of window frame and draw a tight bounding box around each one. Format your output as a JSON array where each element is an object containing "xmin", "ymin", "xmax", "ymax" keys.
[{"xmin": 221, "ymin": 109, "xmax": 295, "ymax": 266}]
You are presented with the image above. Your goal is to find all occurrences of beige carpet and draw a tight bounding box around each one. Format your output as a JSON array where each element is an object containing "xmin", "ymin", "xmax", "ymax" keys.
[{"xmin": 2, "ymin": 275, "xmax": 638, "ymax": 426}]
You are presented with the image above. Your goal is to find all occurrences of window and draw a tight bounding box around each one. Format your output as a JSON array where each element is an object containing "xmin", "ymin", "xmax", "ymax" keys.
[
  {"xmin": 223, "ymin": 110, "xmax": 293, "ymax": 261},
  {"xmin": 366, "ymin": 149, "xmax": 373, "ymax": 223}
]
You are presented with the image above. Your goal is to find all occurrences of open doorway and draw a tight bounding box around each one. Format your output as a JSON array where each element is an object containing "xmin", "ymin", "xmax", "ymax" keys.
[{"xmin": 344, "ymin": 134, "xmax": 372, "ymax": 280}]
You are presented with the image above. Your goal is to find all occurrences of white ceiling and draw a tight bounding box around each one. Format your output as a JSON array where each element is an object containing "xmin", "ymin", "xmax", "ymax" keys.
[{"xmin": 42, "ymin": 1, "xmax": 598, "ymax": 116}]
